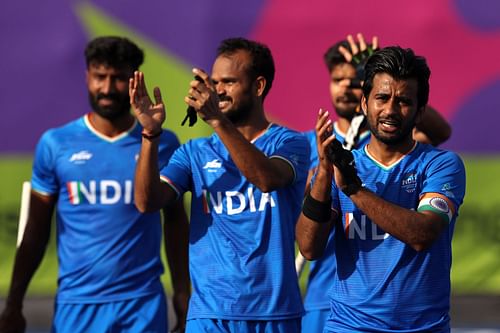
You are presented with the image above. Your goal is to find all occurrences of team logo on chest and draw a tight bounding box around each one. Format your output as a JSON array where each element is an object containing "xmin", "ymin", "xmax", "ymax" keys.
[{"xmin": 401, "ymin": 172, "xmax": 417, "ymax": 193}]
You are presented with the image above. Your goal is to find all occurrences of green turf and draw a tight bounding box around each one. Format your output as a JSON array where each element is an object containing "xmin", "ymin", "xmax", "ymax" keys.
[{"xmin": 1, "ymin": 154, "xmax": 499, "ymax": 297}]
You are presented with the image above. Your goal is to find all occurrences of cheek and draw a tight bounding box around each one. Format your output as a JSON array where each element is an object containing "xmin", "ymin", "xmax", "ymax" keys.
[{"xmin": 116, "ymin": 83, "xmax": 130, "ymax": 95}]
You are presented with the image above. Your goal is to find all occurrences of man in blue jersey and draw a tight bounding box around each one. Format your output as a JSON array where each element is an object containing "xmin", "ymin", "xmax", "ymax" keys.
[
  {"xmin": 300, "ymin": 34, "xmax": 453, "ymax": 333},
  {"xmin": 0, "ymin": 36, "xmax": 190, "ymax": 333},
  {"xmin": 297, "ymin": 46, "xmax": 466, "ymax": 332},
  {"xmin": 130, "ymin": 37, "xmax": 309, "ymax": 333}
]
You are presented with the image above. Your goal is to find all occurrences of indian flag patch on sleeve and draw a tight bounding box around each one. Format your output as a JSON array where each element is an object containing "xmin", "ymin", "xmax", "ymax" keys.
[{"xmin": 417, "ymin": 197, "xmax": 453, "ymax": 223}]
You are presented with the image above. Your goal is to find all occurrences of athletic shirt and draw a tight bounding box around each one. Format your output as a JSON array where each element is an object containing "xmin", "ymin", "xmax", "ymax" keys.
[
  {"xmin": 31, "ymin": 114, "xmax": 180, "ymax": 303},
  {"xmin": 160, "ymin": 124, "xmax": 309, "ymax": 320},
  {"xmin": 302, "ymin": 123, "xmax": 370, "ymax": 311},
  {"xmin": 324, "ymin": 143, "xmax": 466, "ymax": 332}
]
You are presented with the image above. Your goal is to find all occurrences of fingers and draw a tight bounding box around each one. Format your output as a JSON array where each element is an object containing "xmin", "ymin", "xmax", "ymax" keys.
[
  {"xmin": 192, "ymin": 68, "xmax": 213, "ymax": 90},
  {"xmin": 153, "ymin": 87, "xmax": 163, "ymax": 106},
  {"xmin": 129, "ymin": 77, "xmax": 136, "ymax": 106},
  {"xmin": 138, "ymin": 71, "xmax": 149, "ymax": 99},
  {"xmin": 346, "ymin": 34, "xmax": 359, "ymax": 56},
  {"xmin": 315, "ymin": 109, "xmax": 333, "ymax": 143},
  {"xmin": 357, "ymin": 33, "xmax": 367, "ymax": 52},
  {"xmin": 371, "ymin": 36, "xmax": 379, "ymax": 51},
  {"xmin": 338, "ymin": 45, "xmax": 352, "ymax": 63},
  {"xmin": 130, "ymin": 71, "xmax": 143, "ymax": 103}
]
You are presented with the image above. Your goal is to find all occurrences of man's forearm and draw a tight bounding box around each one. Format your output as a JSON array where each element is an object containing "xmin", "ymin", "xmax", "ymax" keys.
[
  {"xmin": 6, "ymin": 222, "xmax": 51, "ymax": 309},
  {"xmin": 212, "ymin": 120, "xmax": 294, "ymax": 192},
  {"xmin": 349, "ymin": 188, "xmax": 446, "ymax": 251},
  {"xmin": 135, "ymin": 138, "xmax": 169, "ymax": 212}
]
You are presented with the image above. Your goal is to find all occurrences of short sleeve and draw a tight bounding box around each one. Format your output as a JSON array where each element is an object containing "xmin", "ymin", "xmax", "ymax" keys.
[
  {"xmin": 269, "ymin": 132, "xmax": 311, "ymax": 184},
  {"xmin": 421, "ymin": 151, "xmax": 466, "ymax": 211},
  {"xmin": 31, "ymin": 130, "xmax": 59, "ymax": 195},
  {"xmin": 159, "ymin": 143, "xmax": 192, "ymax": 197}
]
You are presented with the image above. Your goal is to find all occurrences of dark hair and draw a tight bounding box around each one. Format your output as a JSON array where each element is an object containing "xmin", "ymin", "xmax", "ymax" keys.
[
  {"xmin": 84, "ymin": 36, "xmax": 144, "ymax": 70},
  {"xmin": 217, "ymin": 37, "xmax": 275, "ymax": 100},
  {"xmin": 362, "ymin": 46, "xmax": 430, "ymax": 109},
  {"xmin": 323, "ymin": 40, "xmax": 352, "ymax": 72}
]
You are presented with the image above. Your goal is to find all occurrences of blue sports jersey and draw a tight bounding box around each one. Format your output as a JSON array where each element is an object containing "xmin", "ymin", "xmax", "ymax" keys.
[
  {"xmin": 160, "ymin": 124, "xmax": 309, "ymax": 320},
  {"xmin": 323, "ymin": 143, "xmax": 466, "ymax": 333},
  {"xmin": 302, "ymin": 124, "xmax": 370, "ymax": 312},
  {"xmin": 31, "ymin": 114, "xmax": 180, "ymax": 303}
]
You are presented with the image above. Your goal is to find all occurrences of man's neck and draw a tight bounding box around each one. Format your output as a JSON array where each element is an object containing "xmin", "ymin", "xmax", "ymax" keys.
[
  {"xmin": 88, "ymin": 111, "xmax": 135, "ymax": 138},
  {"xmin": 235, "ymin": 117, "xmax": 271, "ymax": 142},
  {"xmin": 366, "ymin": 136, "xmax": 417, "ymax": 166}
]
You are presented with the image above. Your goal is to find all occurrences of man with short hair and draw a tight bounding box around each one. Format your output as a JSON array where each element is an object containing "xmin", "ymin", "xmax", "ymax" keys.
[
  {"xmin": 0, "ymin": 36, "xmax": 189, "ymax": 333},
  {"xmin": 300, "ymin": 34, "xmax": 453, "ymax": 333},
  {"xmin": 131, "ymin": 37, "xmax": 309, "ymax": 333},
  {"xmin": 297, "ymin": 46, "xmax": 466, "ymax": 332}
]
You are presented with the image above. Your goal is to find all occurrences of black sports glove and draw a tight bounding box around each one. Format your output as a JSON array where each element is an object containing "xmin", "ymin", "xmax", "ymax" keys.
[
  {"xmin": 349, "ymin": 46, "xmax": 374, "ymax": 89},
  {"xmin": 326, "ymin": 139, "xmax": 362, "ymax": 195}
]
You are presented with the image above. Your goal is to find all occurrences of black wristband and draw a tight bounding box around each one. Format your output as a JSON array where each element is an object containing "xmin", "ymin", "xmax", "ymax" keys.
[
  {"xmin": 142, "ymin": 130, "xmax": 162, "ymax": 140},
  {"xmin": 302, "ymin": 193, "xmax": 332, "ymax": 224}
]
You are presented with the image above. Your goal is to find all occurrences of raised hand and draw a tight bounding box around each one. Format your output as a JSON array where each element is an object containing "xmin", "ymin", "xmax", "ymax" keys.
[
  {"xmin": 184, "ymin": 68, "xmax": 224, "ymax": 128},
  {"xmin": 315, "ymin": 109, "xmax": 336, "ymax": 172},
  {"xmin": 338, "ymin": 33, "xmax": 379, "ymax": 88},
  {"xmin": 338, "ymin": 33, "xmax": 378, "ymax": 64},
  {"xmin": 129, "ymin": 71, "xmax": 165, "ymax": 135}
]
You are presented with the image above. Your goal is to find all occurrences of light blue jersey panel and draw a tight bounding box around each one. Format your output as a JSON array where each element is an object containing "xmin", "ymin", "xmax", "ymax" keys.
[
  {"xmin": 32, "ymin": 115, "xmax": 180, "ymax": 303},
  {"xmin": 324, "ymin": 143, "xmax": 466, "ymax": 333},
  {"xmin": 161, "ymin": 124, "xmax": 309, "ymax": 320}
]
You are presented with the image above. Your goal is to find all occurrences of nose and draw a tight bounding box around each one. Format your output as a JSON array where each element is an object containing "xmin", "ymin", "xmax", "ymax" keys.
[
  {"xmin": 101, "ymin": 77, "xmax": 115, "ymax": 95},
  {"xmin": 385, "ymin": 98, "xmax": 401, "ymax": 115},
  {"xmin": 215, "ymin": 82, "xmax": 226, "ymax": 96}
]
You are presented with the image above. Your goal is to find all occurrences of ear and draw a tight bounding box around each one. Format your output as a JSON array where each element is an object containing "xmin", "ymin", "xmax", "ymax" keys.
[
  {"xmin": 415, "ymin": 105, "xmax": 426, "ymax": 125},
  {"xmin": 85, "ymin": 69, "xmax": 90, "ymax": 85},
  {"xmin": 361, "ymin": 95, "xmax": 368, "ymax": 115},
  {"xmin": 255, "ymin": 76, "xmax": 266, "ymax": 97}
]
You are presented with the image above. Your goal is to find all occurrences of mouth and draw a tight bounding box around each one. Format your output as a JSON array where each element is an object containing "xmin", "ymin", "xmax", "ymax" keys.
[
  {"xmin": 336, "ymin": 96, "xmax": 358, "ymax": 105},
  {"xmin": 98, "ymin": 98, "xmax": 115, "ymax": 106},
  {"xmin": 378, "ymin": 118, "xmax": 400, "ymax": 133},
  {"xmin": 218, "ymin": 100, "xmax": 231, "ymax": 110}
]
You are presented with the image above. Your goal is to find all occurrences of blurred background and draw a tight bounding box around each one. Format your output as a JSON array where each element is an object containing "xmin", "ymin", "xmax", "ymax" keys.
[{"xmin": 1, "ymin": 0, "xmax": 499, "ymax": 331}]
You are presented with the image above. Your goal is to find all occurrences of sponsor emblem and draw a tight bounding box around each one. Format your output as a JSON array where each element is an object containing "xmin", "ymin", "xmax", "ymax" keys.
[
  {"xmin": 203, "ymin": 159, "xmax": 222, "ymax": 171},
  {"xmin": 69, "ymin": 150, "xmax": 93, "ymax": 164}
]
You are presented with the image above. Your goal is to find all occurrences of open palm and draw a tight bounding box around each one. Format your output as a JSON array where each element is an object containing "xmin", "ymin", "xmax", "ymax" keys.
[{"xmin": 129, "ymin": 71, "xmax": 165, "ymax": 134}]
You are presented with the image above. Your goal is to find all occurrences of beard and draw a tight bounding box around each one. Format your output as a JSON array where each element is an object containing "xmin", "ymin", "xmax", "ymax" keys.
[
  {"xmin": 333, "ymin": 94, "xmax": 361, "ymax": 120},
  {"xmin": 368, "ymin": 115, "xmax": 416, "ymax": 145},
  {"xmin": 88, "ymin": 92, "xmax": 131, "ymax": 120},
  {"xmin": 222, "ymin": 96, "xmax": 255, "ymax": 125}
]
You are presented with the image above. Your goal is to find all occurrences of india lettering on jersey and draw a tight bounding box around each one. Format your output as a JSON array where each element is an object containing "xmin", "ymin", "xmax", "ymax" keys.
[
  {"xmin": 66, "ymin": 180, "xmax": 133, "ymax": 205},
  {"xmin": 202, "ymin": 187, "xmax": 276, "ymax": 215},
  {"xmin": 344, "ymin": 212, "xmax": 390, "ymax": 240}
]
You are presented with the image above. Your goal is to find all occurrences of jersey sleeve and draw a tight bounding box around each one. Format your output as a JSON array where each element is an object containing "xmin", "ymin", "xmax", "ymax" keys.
[
  {"xmin": 269, "ymin": 132, "xmax": 311, "ymax": 184},
  {"xmin": 159, "ymin": 142, "xmax": 192, "ymax": 198},
  {"xmin": 421, "ymin": 151, "xmax": 466, "ymax": 212},
  {"xmin": 157, "ymin": 130, "xmax": 181, "ymax": 169},
  {"xmin": 31, "ymin": 130, "xmax": 58, "ymax": 195}
]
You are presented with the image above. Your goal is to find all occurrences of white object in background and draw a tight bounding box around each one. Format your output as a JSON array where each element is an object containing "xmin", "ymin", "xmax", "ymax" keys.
[{"xmin": 17, "ymin": 181, "xmax": 31, "ymax": 248}]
